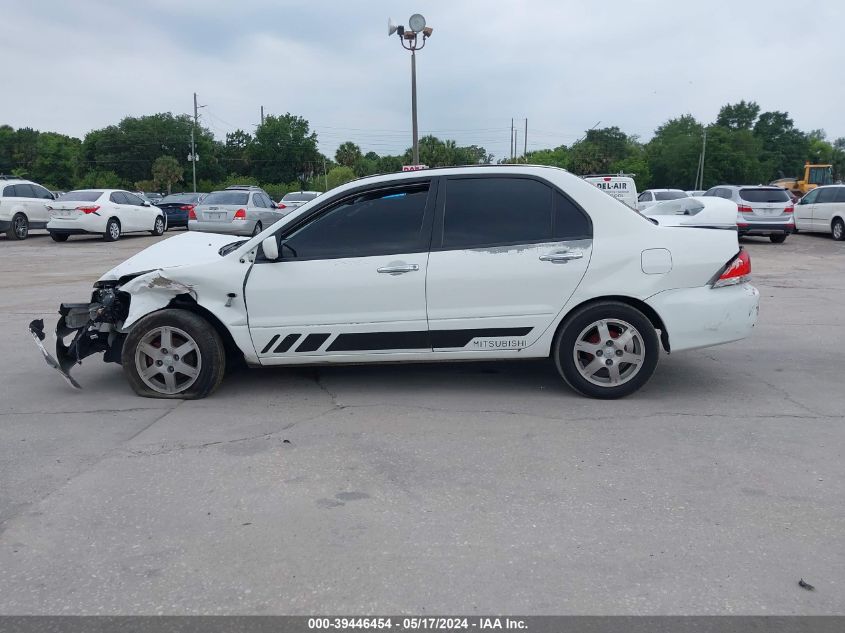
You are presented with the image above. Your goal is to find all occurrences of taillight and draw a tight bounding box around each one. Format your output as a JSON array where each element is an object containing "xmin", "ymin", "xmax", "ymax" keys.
[
  {"xmin": 77, "ymin": 205, "xmax": 100, "ymax": 214},
  {"xmin": 737, "ymin": 204, "xmax": 754, "ymax": 213},
  {"xmin": 233, "ymin": 208, "xmax": 247, "ymax": 220},
  {"xmin": 713, "ymin": 250, "xmax": 751, "ymax": 288},
  {"xmin": 188, "ymin": 207, "xmax": 197, "ymax": 220},
  {"xmin": 179, "ymin": 204, "xmax": 195, "ymax": 211},
  {"xmin": 783, "ymin": 205, "xmax": 794, "ymax": 214},
  {"xmin": 277, "ymin": 203, "xmax": 286, "ymax": 209}
]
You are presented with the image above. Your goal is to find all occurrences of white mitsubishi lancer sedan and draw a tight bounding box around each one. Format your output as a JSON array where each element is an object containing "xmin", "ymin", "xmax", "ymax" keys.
[{"xmin": 29, "ymin": 166, "xmax": 759, "ymax": 400}]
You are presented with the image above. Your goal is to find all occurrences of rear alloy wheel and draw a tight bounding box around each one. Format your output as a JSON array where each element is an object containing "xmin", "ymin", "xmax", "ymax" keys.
[
  {"xmin": 122, "ymin": 309, "xmax": 226, "ymax": 399},
  {"xmin": 832, "ymin": 218, "xmax": 845, "ymax": 241},
  {"xmin": 151, "ymin": 215, "xmax": 165, "ymax": 236},
  {"xmin": 252, "ymin": 221, "xmax": 263, "ymax": 236},
  {"xmin": 50, "ymin": 232, "xmax": 69, "ymax": 242},
  {"xmin": 104, "ymin": 218, "xmax": 121, "ymax": 242},
  {"xmin": 554, "ymin": 301, "xmax": 659, "ymax": 399},
  {"xmin": 770, "ymin": 234, "xmax": 787, "ymax": 244},
  {"xmin": 6, "ymin": 213, "xmax": 28, "ymax": 240}
]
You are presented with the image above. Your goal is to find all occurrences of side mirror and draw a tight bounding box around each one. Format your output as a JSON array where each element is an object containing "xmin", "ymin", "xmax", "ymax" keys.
[
  {"xmin": 261, "ymin": 235, "xmax": 279, "ymax": 260},
  {"xmin": 142, "ymin": 200, "xmax": 151, "ymax": 207}
]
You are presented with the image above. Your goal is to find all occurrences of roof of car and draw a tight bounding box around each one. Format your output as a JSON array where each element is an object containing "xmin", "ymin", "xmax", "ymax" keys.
[
  {"xmin": 644, "ymin": 188, "xmax": 686, "ymax": 193},
  {"xmin": 714, "ymin": 185, "xmax": 783, "ymax": 190}
]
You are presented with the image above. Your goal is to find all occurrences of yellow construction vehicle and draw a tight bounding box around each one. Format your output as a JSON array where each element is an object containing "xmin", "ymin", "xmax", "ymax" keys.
[{"xmin": 771, "ymin": 162, "xmax": 833, "ymax": 196}]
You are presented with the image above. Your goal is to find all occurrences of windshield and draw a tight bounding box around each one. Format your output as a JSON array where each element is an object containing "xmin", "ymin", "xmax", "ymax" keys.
[
  {"xmin": 808, "ymin": 167, "xmax": 833, "ymax": 186},
  {"xmin": 56, "ymin": 191, "xmax": 102, "ymax": 202},
  {"xmin": 740, "ymin": 188, "xmax": 790, "ymax": 203},
  {"xmin": 202, "ymin": 191, "xmax": 249, "ymax": 205},
  {"xmin": 159, "ymin": 193, "xmax": 200, "ymax": 204},
  {"xmin": 282, "ymin": 192, "xmax": 318, "ymax": 202},
  {"xmin": 655, "ymin": 191, "xmax": 688, "ymax": 201}
]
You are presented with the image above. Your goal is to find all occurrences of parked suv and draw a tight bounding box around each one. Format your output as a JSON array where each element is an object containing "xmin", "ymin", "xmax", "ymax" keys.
[
  {"xmin": 189, "ymin": 186, "xmax": 284, "ymax": 236},
  {"xmin": 793, "ymin": 184, "xmax": 845, "ymax": 241},
  {"xmin": 703, "ymin": 185, "xmax": 794, "ymax": 242},
  {"xmin": 0, "ymin": 176, "xmax": 55, "ymax": 240}
]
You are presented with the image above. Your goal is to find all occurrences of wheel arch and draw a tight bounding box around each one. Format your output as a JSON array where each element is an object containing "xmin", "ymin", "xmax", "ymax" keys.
[
  {"xmin": 166, "ymin": 296, "xmax": 246, "ymax": 368},
  {"xmin": 553, "ymin": 295, "xmax": 670, "ymax": 353}
]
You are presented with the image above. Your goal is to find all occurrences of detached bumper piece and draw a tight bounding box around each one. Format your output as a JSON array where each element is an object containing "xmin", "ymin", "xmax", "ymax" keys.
[{"xmin": 28, "ymin": 289, "xmax": 127, "ymax": 389}]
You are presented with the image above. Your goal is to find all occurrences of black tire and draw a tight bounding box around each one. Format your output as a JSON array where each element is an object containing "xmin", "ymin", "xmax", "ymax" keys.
[
  {"xmin": 252, "ymin": 221, "xmax": 263, "ymax": 236},
  {"xmin": 49, "ymin": 232, "xmax": 69, "ymax": 242},
  {"xmin": 832, "ymin": 218, "xmax": 845, "ymax": 241},
  {"xmin": 122, "ymin": 309, "xmax": 226, "ymax": 400},
  {"xmin": 104, "ymin": 217, "xmax": 121, "ymax": 242},
  {"xmin": 151, "ymin": 215, "xmax": 165, "ymax": 236},
  {"xmin": 6, "ymin": 213, "xmax": 28, "ymax": 240},
  {"xmin": 770, "ymin": 234, "xmax": 787, "ymax": 244},
  {"xmin": 553, "ymin": 301, "xmax": 659, "ymax": 399}
]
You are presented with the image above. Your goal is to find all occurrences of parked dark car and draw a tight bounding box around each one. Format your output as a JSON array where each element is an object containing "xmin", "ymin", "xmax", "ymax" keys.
[{"xmin": 155, "ymin": 193, "xmax": 205, "ymax": 229}]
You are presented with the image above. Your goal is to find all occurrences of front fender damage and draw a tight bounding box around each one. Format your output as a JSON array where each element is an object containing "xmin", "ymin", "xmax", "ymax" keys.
[{"xmin": 28, "ymin": 271, "xmax": 196, "ymax": 389}]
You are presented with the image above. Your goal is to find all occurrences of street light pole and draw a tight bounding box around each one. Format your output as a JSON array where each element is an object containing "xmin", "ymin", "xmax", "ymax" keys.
[
  {"xmin": 390, "ymin": 14, "xmax": 433, "ymax": 167},
  {"xmin": 411, "ymin": 48, "xmax": 419, "ymax": 166}
]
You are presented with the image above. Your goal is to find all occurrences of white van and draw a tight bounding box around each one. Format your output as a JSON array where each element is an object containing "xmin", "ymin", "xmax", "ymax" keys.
[{"xmin": 583, "ymin": 174, "xmax": 638, "ymax": 209}]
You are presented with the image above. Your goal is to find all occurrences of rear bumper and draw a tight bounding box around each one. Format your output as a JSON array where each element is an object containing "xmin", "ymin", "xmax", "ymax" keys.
[
  {"xmin": 738, "ymin": 221, "xmax": 793, "ymax": 236},
  {"xmin": 188, "ymin": 220, "xmax": 253, "ymax": 236},
  {"xmin": 647, "ymin": 282, "xmax": 760, "ymax": 353}
]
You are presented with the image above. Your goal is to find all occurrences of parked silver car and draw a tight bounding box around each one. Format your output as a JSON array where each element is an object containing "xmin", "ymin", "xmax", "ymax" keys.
[
  {"xmin": 277, "ymin": 190, "xmax": 321, "ymax": 212},
  {"xmin": 189, "ymin": 186, "xmax": 284, "ymax": 236},
  {"xmin": 702, "ymin": 185, "xmax": 794, "ymax": 243}
]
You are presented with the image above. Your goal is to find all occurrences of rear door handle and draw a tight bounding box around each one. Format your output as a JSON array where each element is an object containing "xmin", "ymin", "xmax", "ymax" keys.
[
  {"xmin": 539, "ymin": 249, "xmax": 583, "ymax": 263},
  {"xmin": 377, "ymin": 264, "xmax": 420, "ymax": 275}
]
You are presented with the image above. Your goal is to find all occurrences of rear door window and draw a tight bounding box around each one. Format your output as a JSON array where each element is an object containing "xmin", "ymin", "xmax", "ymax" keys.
[
  {"xmin": 14, "ymin": 184, "xmax": 36, "ymax": 198},
  {"xmin": 834, "ymin": 188, "xmax": 845, "ymax": 203},
  {"xmin": 441, "ymin": 177, "xmax": 556, "ymax": 249},
  {"xmin": 109, "ymin": 192, "xmax": 126, "ymax": 204},
  {"xmin": 816, "ymin": 188, "xmax": 837, "ymax": 204},
  {"xmin": 31, "ymin": 184, "xmax": 53, "ymax": 199}
]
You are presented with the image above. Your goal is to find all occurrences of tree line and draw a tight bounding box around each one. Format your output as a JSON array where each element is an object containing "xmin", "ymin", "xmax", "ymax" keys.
[{"xmin": 1, "ymin": 100, "xmax": 842, "ymax": 199}]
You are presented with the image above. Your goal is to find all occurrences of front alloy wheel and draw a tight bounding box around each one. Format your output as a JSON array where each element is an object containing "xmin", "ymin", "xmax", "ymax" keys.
[
  {"xmin": 554, "ymin": 301, "xmax": 659, "ymax": 399},
  {"xmin": 151, "ymin": 216, "xmax": 165, "ymax": 236},
  {"xmin": 122, "ymin": 309, "xmax": 226, "ymax": 399}
]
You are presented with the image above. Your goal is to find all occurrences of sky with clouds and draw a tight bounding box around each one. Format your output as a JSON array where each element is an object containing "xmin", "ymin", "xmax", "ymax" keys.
[{"xmin": 2, "ymin": 0, "xmax": 843, "ymax": 160}]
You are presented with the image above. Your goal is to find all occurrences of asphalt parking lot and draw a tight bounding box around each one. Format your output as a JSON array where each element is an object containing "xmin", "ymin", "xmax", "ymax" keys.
[{"xmin": 0, "ymin": 229, "xmax": 843, "ymax": 615}]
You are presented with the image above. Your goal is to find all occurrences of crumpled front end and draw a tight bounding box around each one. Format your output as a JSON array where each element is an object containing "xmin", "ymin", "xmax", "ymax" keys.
[
  {"xmin": 29, "ymin": 284, "xmax": 129, "ymax": 389},
  {"xmin": 28, "ymin": 271, "xmax": 198, "ymax": 389}
]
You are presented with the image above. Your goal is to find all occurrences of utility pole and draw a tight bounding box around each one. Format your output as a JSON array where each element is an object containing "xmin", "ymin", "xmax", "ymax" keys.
[
  {"xmin": 260, "ymin": 105, "xmax": 264, "ymax": 126},
  {"xmin": 523, "ymin": 118, "xmax": 528, "ymax": 162},
  {"xmin": 514, "ymin": 130, "xmax": 519, "ymax": 163},
  {"xmin": 510, "ymin": 118, "xmax": 514, "ymax": 161},
  {"xmin": 191, "ymin": 92, "xmax": 198, "ymax": 193},
  {"xmin": 323, "ymin": 157, "xmax": 328, "ymax": 191},
  {"xmin": 696, "ymin": 128, "xmax": 708, "ymax": 190}
]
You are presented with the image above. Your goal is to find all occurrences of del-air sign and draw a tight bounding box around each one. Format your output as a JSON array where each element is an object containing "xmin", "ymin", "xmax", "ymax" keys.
[{"xmin": 401, "ymin": 165, "xmax": 428, "ymax": 172}]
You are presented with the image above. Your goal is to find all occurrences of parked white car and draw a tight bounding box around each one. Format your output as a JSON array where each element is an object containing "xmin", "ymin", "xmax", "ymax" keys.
[
  {"xmin": 793, "ymin": 184, "xmax": 845, "ymax": 241},
  {"xmin": 637, "ymin": 189, "xmax": 688, "ymax": 211},
  {"xmin": 47, "ymin": 190, "xmax": 166, "ymax": 242},
  {"xmin": 0, "ymin": 176, "xmax": 55, "ymax": 240},
  {"xmin": 30, "ymin": 166, "xmax": 759, "ymax": 400},
  {"xmin": 277, "ymin": 190, "xmax": 322, "ymax": 212}
]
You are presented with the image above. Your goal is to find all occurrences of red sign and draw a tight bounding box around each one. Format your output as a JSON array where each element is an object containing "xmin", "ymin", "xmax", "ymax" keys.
[{"xmin": 402, "ymin": 165, "xmax": 428, "ymax": 172}]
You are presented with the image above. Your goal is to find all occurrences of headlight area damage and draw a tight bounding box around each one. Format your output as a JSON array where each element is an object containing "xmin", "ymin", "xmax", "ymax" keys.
[{"xmin": 28, "ymin": 271, "xmax": 196, "ymax": 389}]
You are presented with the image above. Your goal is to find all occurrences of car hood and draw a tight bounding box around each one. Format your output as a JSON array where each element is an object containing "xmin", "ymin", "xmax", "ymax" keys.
[{"xmin": 99, "ymin": 232, "xmax": 241, "ymax": 282}]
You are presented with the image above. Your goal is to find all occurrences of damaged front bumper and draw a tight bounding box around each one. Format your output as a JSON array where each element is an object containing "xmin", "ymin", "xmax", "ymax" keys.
[{"xmin": 28, "ymin": 286, "xmax": 127, "ymax": 389}]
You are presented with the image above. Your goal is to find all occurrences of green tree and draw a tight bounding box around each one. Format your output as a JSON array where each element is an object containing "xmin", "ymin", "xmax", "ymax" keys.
[
  {"xmin": 248, "ymin": 114, "xmax": 320, "ymax": 185},
  {"xmin": 325, "ymin": 166, "xmax": 356, "ymax": 189},
  {"xmin": 222, "ymin": 130, "xmax": 252, "ymax": 177},
  {"xmin": 716, "ymin": 100, "xmax": 761, "ymax": 130},
  {"xmin": 335, "ymin": 142, "xmax": 362, "ymax": 168},
  {"xmin": 151, "ymin": 156, "xmax": 184, "ymax": 194},
  {"xmin": 520, "ymin": 145, "xmax": 569, "ymax": 168},
  {"xmin": 646, "ymin": 115, "xmax": 704, "ymax": 189},
  {"xmin": 752, "ymin": 111, "xmax": 808, "ymax": 180},
  {"xmin": 568, "ymin": 126, "xmax": 633, "ymax": 175},
  {"xmin": 78, "ymin": 169, "xmax": 122, "ymax": 188},
  {"xmin": 31, "ymin": 132, "xmax": 81, "ymax": 189}
]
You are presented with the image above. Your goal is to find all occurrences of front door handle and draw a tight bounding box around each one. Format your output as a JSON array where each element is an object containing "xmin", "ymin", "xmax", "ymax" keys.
[
  {"xmin": 377, "ymin": 264, "xmax": 420, "ymax": 275},
  {"xmin": 539, "ymin": 249, "xmax": 584, "ymax": 263}
]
